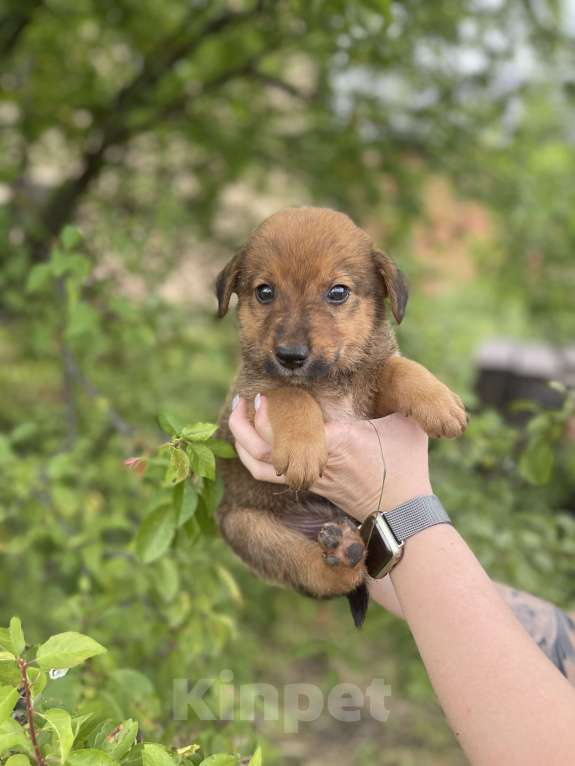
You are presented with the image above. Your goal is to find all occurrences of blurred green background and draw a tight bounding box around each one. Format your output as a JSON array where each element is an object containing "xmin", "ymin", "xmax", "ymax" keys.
[{"xmin": 1, "ymin": 0, "xmax": 575, "ymax": 763}]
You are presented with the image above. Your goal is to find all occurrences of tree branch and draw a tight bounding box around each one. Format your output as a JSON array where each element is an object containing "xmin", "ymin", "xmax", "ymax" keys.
[
  {"xmin": 92, "ymin": 3, "xmax": 265, "ymax": 134},
  {"xmin": 17, "ymin": 657, "xmax": 46, "ymax": 766},
  {"xmin": 56, "ymin": 279, "xmax": 132, "ymax": 442},
  {"xmin": 0, "ymin": 0, "xmax": 44, "ymax": 58},
  {"xmin": 60, "ymin": 341, "xmax": 133, "ymax": 438},
  {"xmin": 247, "ymin": 70, "xmax": 313, "ymax": 102},
  {"xmin": 28, "ymin": 1, "xmax": 268, "ymax": 257}
]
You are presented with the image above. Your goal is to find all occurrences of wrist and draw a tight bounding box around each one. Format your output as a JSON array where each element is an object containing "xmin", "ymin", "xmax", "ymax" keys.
[
  {"xmin": 380, "ymin": 482, "xmax": 433, "ymax": 513},
  {"xmin": 360, "ymin": 494, "xmax": 448, "ymax": 579}
]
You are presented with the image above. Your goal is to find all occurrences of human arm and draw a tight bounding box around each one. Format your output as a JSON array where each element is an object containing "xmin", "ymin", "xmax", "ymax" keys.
[{"xmin": 229, "ymin": 396, "xmax": 575, "ymax": 765}]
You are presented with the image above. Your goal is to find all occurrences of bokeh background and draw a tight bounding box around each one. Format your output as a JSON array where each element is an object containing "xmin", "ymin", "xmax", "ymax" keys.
[{"xmin": 1, "ymin": 0, "xmax": 575, "ymax": 763}]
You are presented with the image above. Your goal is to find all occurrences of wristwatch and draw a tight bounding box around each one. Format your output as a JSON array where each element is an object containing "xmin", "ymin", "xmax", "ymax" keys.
[{"xmin": 359, "ymin": 495, "xmax": 451, "ymax": 578}]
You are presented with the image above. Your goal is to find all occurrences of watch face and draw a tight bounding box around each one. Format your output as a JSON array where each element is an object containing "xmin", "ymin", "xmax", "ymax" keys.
[
  {"xmin": 360, "ymin": 514, "xmax": 402, "ymax": 578},
  {"xmin": 364, "ymin": 531, "xmax": 395, "ymax": 577}
]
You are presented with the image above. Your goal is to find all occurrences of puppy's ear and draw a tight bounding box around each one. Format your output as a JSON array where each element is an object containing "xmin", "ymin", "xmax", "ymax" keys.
[
  {"xmin": 373, "ymin": 249, "xmax": 409, "ymax": 324},
  {"xmin": 215, "ymin": 249, "xmax": 244, "ymax": 317}
]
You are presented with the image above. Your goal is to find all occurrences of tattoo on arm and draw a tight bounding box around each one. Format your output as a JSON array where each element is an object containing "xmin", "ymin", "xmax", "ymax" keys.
[{"xmin": 498, "ymin": 584, "xmax": 575, "ymax": 687}]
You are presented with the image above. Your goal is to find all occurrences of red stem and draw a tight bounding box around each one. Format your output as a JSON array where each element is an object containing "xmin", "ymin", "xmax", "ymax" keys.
[{"xmin": 17, "ymin": 658, "xmax": 46, "ymax": 766}]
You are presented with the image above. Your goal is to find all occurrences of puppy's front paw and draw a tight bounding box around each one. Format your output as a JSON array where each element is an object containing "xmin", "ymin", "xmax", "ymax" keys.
[
  {"xmin": 407, "ymin": 384, "xmax": 467, "ymax": 439},
  {"xmin": 272, "ymin": 435, "xmax": 328, "ymax": 490}
]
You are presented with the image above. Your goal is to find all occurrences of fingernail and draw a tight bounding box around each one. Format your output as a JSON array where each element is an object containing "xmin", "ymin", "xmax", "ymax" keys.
[
  {"xmin": 254, "ymin": 393, "xmax": 261, "ymax": 411},
  {"xmin": 231, "ymin": 395, "xmax": 240, "ymax": 411}
]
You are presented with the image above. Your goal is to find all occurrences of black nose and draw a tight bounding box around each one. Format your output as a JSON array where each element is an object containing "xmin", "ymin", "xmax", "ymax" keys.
[{"xmin": 275, "ymin": 344, "xmax": 310, "ymax": 369}]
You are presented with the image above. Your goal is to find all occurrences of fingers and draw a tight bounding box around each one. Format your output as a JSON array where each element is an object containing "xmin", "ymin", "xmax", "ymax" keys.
[
  {"xmin": 253, "ymin": 394, "xmax": 274, "ymax": 443},
  {"xmin": 228, "ymin": 397, "xmax": 272, "ymax": 462},
  {"xmin": 228, "ymin": 396, "xmax": 285, "ymax": 484},
  {"xmin": 235, "ymin": 442, "xmax": 284, "ymax": 484}
]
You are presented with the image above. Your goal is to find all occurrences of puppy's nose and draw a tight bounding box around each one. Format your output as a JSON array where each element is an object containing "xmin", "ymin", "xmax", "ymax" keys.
[{"xmin": 275, "ymin": 344, "xmax": 310, "ymax": 369}]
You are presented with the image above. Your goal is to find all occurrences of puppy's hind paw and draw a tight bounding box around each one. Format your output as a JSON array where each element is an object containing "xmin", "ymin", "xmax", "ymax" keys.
[{"xmin": 318, "ymin": 521, "xmax": 365, "ymax": 569}]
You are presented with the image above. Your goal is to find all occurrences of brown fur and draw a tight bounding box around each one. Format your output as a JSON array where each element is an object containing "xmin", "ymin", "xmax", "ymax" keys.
[{"xmin": 215, "ymin": 207, "xmax": 466, "ymax": 603}]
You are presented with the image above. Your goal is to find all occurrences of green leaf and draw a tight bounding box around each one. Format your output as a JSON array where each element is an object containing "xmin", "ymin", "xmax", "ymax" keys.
[
  {"xmin": 0, "ymin": 630, "xmax": 14, "ymax": 654},
  {"xmin": 216, "ymin": 566, "xmax": 243, "ymax": 605},
  {"xmin": 142, "ymin": 743, "xmax": 176, "ymax": 766},
  {"xmin": 165, "ymin": 447, "xmax": 190, "ymax": 485},
  {"xmin": 9, "ymin": 618, "xmax": 25, "ymax": 656},
  {"xmin": 177, "ymin": 483, "xmax": 198, "ymax": 526},
  {"xmin": 0, "ymin": 720, "xmax": 30, "ymax": 756},
  {"xmin": 153, "ymin": 558, "xmax": 179, "ymax": 603},
  {"xmin": 200, "ymin": 476, "xmax": 224, "ymax": 517},
  {"xmin": 109, "ymin": 669, "xmax": 155, "ymax": 700},
  {"xmin": 36, "ymin": 632, "xmax": 107, "ymax": 670},
  {"xmin": 42, "ymin": 708, "xmax": 75, "ymax": 764},
  {"xmin": 101, "ymin": 719, "xmax": 138, "ymax": 761},
  {"xmin": 187, "ymin": 444, "xmax": 215, "ymax": 480},
  {"xmin": 66, "ymin": 303, "xmax": 99, "ymax": 341},
  {"xmin": 518, "ymin": 439, "xmax": 554, "ymax": 486},
  {"xmin": 194, "ymin": 479, "xmax": 222, "ymax": 537},
  {"xmin": 27, "ymin": 667, "xmax": 47, "ymax": 698},
  {"xmin": 181, "ymin": 423, "xmax": 218, "ymax": 442},
  {"xmin": 71, "ymin": 714, "xmax": 94, "ymax": 739},
  {"xmin": 172, "ymin": 482, "xmax": 184, "ymax": 517},
  {"xmin": 26, "ymin": 263, "xmax": 52, "ymax": 293},
  {"xmin": 135, "ymin": 505, "xmax": 177, "ymax": 564},
  {"xmin": 0, "ymin": 687, "xmax": 19, "ymax": 725},
  {"xmin": 157, "ymin": 414, "xmax": 182, "ymax": 437},
  {"xmin": 51, "ymin": 248, "xmax": 72, "ymax": 277},
  {"xmin": 67, "ymin": 749, "xmax": 117, "ymax": 766},
  {"xmin": 0, "ymin": 653, "xmax": 16, "ymax": 662},
  {"xmin": 121, "ymin": 743, "xmax": 143, "ymax": 766},
  {"xmin": 5, "ymin": 754, "xmax": 31, "ymax": 766},
  {"xmin": 61, "ymin": 226, "xmax": 83, "ymax": 250},
  {"xmin": 199, "ymin": 756, "xmax": 237, "ymax": 766},
  {"xmin": 0, "ymin": 662, "xmax": 20, "ymax": 687},
  {"xmin": 247, "ymin": 747, "xmax": 262, "ymax": 766},
  {"xmin": 204, "ymin": 439, "xmax": 236, "ymax": 459},
  {"xmin": 175, "ymin": 745, "xmax": 200, "ymax": 758}
]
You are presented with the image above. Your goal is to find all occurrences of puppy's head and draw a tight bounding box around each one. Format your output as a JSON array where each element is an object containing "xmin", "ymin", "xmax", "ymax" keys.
[{"xmin": 215, "ymin": 207, "xmax": 408, "ymax": 381}]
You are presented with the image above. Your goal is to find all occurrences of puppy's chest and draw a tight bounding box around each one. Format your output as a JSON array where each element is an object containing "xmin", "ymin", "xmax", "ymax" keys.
[{"xmin": 317, "ymin": 392, "xmax": 369, "ymax": 423}]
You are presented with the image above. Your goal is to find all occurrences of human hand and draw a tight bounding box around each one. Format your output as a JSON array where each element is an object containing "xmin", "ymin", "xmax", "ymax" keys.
[{"xmin": 229, "ymin": 395, "xmax": 432, "ymax": 522}]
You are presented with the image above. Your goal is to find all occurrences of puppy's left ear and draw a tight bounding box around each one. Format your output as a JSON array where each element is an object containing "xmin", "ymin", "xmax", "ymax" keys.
[
  {"xmin": 373, "ymin": 249, "xmax": 409, "ymax": 324},
  {"xmin": 215, "ymin": 249, "xmax": 244, "ymax": 317}
]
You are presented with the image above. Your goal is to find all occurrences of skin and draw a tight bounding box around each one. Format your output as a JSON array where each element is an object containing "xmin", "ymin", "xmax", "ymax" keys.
[{"xmin": 229, "ymin": 396, "xmax": 575, "ymax": 765}]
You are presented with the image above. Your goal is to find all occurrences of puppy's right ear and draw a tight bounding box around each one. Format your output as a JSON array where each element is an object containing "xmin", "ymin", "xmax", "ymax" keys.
[{"xmin": 215, "ymin": 249, "xmax": 244, "ymax": 317}]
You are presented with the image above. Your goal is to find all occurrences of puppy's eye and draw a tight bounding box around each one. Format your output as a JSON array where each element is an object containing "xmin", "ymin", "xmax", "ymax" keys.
[
  {"xmin": 326, "ymin": 284, "xmax": 350, "ymax": 304},
  {"xmin": 255, "ymin": 283, "xmax": 275, "ymax": 304}
]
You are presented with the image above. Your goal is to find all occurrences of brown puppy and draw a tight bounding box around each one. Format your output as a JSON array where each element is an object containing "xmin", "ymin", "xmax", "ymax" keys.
[{"xmin": 216, "ymin": 207, "xmax": 466, "ymax": 625}]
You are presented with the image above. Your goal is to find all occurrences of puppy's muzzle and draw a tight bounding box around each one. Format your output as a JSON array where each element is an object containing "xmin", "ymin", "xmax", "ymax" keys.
[{"xmin": 274, "ymin": 344, "xmax": 310, "ymax": 370}]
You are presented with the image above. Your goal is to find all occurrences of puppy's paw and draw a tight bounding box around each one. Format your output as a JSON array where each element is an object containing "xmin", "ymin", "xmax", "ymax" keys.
[
  {"xmin": 406, "ymin": 384, "xmax": 467, "ymax": 439},
  {"xmin": 272, "ymin": 435, "xmax": 328, "ymax": 490},
  {"xmin": 318, "ymin": 520, "xmax": 365, "ymax": 569}
]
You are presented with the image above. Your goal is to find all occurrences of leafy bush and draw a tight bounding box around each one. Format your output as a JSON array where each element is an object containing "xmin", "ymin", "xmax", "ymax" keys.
[
  {"xmin": 0, "ymin": 229, "xmax": 254, "ymax": 756},
  {"xmin": 0, "ymin": 618, "xmax": 261, "ymax": 766}
]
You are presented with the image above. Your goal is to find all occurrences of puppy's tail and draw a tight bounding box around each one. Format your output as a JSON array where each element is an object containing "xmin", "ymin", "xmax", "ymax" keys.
[{"xmin": 347, "ymin": 582, "xmax": 369, "ymax": 628}]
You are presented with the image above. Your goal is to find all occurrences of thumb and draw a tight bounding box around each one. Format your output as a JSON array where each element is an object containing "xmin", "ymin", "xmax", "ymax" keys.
[{"xmin": 253, "ymin": 394, "xmax": 274, "ymax": 444}]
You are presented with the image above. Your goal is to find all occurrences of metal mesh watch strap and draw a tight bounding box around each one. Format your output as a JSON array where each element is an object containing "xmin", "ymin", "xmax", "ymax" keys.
[{"xmin": 384, "ymin": 495, "xmax": 450, "ymax": 542}]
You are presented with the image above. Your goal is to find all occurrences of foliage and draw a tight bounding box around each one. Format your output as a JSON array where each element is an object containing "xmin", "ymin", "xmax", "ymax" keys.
[
  {"xmin": 432, "ymin": 389, "xmax": 575, "ymax": 606},
  {"xmin": 0, "ymin": 617, "xmax": 260, "ymax": 766},
  {"xmin": 0, "ymin": 229, "xmax": 252, "ymax": 756}
]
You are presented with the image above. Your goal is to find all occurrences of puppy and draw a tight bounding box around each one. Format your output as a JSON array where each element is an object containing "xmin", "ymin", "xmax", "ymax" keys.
[{"xmin": 215, "ymin": 207, "xmax": 466, "ymax": 625}]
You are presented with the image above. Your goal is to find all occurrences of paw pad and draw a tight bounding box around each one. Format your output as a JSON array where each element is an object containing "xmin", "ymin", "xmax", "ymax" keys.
[{"xmin": 318, "ymin": 520, "xmax": 365, "ymax": 569}]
